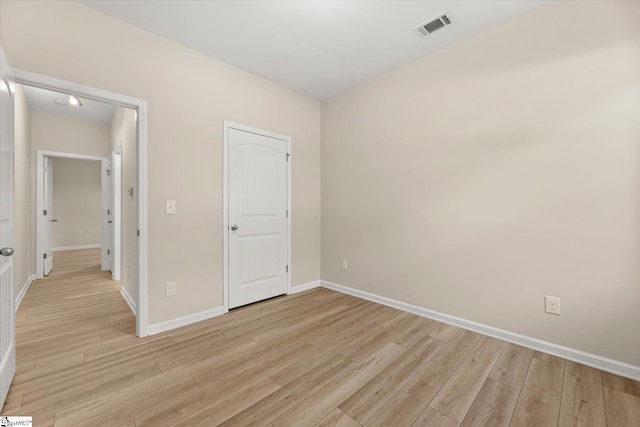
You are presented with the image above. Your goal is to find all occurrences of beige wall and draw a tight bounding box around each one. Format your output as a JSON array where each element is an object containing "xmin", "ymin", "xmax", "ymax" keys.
[
  {"xmin": 13, "ymin": 85, "xmax": 32, "ymax": 297},
  {"xmin": 110, "ymin": 106, "xmax": 137, "ymax": 305},
  {"xmin": 51, "ymin": 158, "xmax": 101, "ymax": 249},
  {"xmin": 322, "ymin": 0, "xmax": 640, "ymax": 365},
  {"xmin": 30, "ymin": 111, "xmax": 111, "ymax": 158},
  {"xmin": 0, "ymin": 0, "xmax": 322, "ymax": 324}
]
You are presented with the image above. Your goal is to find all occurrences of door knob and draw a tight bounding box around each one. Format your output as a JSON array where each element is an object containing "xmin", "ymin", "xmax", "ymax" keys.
[
  {"xmin": 0, "ymin": 247, "xmax": 14, "ymax": 257},
  {"xmin": 230, "ymin": 224, "xmax": 239, "ymax": 231},
  {"xmin": 108, "ymin": 221, "xmax": 113, "ymax": 224}
]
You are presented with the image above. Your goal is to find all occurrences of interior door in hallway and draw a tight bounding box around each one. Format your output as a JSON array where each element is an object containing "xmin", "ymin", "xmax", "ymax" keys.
[
  {"xmin": 0, "ymin": 47, "xmax": 16, "ymax": 410},
  {"xmin": 43, "ymin": 157, "xmax": 54, "ymax": 275},
  {"xmin": 228, "ymin": 126, "xmax": 289, "ymax": 309}
]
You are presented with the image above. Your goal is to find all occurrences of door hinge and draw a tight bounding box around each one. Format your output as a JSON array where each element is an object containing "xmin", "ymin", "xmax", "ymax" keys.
[
  {"xmin": 43, "ymin": 253, "xmax": 47, "ymax": 259},
  {"xmin": 137, "ymin": 229, "xmax": 140, "ymax": 237},
  {"xmin": 286, "ymin": 153, "xmax": 290, "ymax": 162},
  {"xmin": 286, "ymin": 209, "xmax": 288, "ymax": 218},
  {"xmin": 286, "ymin": 265, "xmax": 289, "ymax": 273},
  {"xmin": 43, "ymin": 209, "xmax": 47, "ymax": 215},
  {"xmin": 107, "ymin": 249, "xmax": 110, "ymax": 255},
  {"xmin": 106, "ymin": 169, "xmax": 111, "ymax": 176}
]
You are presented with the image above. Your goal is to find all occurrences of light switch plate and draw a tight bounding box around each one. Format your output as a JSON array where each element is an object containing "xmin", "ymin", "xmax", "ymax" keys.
[
  {"xmin": 166, "ymin": 200, "xmax": 176, "ymax": 215},
  {"xmin": 166, "ymin": 281, "xmax": 177, "ymax": 297}
]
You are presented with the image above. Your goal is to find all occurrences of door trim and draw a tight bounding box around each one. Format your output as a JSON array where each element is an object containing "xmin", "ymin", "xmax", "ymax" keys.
[
  {"xmin": 112, "ymin": 146, "xmax": 122, "ymax": 281},
  {"xmin": 18, "ymin": 69, "xmax": 149, "ymax": 337},
  {"xmin": 36, "ymin": 150, "xmax": 107, "ymax": 280},
  {"xmin": 222, "ymin": 121, "xmax": 292, "ymax": 312}
]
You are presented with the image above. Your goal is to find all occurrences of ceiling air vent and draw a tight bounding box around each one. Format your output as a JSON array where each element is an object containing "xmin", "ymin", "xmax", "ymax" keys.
[{"xmin": 415, "ymin": 13, "xmax": 452, "ymax": 37}]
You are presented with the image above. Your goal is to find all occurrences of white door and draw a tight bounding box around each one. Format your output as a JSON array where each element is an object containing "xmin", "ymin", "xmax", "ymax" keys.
[
  {"xmin": 0, "ymin": 47, "xmax": 16, "ymax": 410},
  {"xmin": 112, "ymin": 150, "xmax": 121, "ymax": 280},
  {"xmin": 228, "ymin": 126, "xmax": 289, "ymax": 309},
  {"xmin": 42, "ymin": 157, "xmax": 54, "ymax": 275},
  {"xmin": 101, "ymin": 158, "xmax": 113, "ymax": 272}
]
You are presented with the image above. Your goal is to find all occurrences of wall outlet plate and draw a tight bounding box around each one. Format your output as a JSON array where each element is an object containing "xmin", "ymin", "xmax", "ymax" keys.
[{"xmin": 341, "ymin": 259, "xmax": 348, "ymax": 271}]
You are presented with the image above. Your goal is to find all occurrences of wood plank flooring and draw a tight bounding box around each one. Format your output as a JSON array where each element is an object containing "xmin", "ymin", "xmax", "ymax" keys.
[{"xmin": 2, "ymin": 249, "xmax": 640, "ymax": 426}]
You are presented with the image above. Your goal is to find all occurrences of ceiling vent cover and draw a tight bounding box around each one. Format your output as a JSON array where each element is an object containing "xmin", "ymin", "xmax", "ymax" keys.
[{"xmin": 415, "ymin": 13, "xmax": 452, "ymax": 37}]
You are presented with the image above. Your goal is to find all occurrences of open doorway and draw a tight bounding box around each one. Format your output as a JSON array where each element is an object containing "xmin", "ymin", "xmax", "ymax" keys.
[
  {"xmin": 14, "ymin": 69, "xmax": 148, "ymax": 337},
  {"xmin": 36, "ymin": 153, "xmax": 107, "ymax": 277}
]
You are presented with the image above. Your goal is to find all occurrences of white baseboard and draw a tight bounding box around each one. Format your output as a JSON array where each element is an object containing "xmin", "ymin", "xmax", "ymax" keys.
[
  {"xmin": 53, "ymin": 244, "xmax": 101, "ymax": 252},
  {"xmin": 288, "ymin": 280, "xmax": 321, "ymax": 295},
  {"xmin": 15, "ymin": 274, "xmax": 36, "ymax": 312},
  {"xmin": 147, "ymin": 306, "xmax": 225, "ymax": 336},
  {"xmin": 120, "ymin": 286, "xmax": 137, "ymax": 315},
  {"xmin": 321, "ymin": 280, "xmax": 640, "ymax": 382}
]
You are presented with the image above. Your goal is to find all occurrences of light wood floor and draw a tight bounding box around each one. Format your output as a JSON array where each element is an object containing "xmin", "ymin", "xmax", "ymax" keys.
[{"xmin": 2, "ymin": 249, "xmax": 640, "ymax": 426}]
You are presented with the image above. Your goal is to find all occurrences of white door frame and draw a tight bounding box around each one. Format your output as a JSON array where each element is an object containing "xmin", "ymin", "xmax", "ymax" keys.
[
  {"xmin": 42, "ymin": 156, "xmax": 54, "ymax": 276},
  {"xmin": 99, "ymin": 151, "xmax": 122, "ymax": 280},
  {"xmin": 37, "ymin": 151, "xmax": 107, "ymax": 277},
  {"xmin": 17, "ymin": 69, "xmax": 149, "ymax": 337},
  {"xmin": 112, "ymin": 146, "xmax": 122, "ymax": 281},
  {"xmin": 100, "ymin": 156, "xmax": 113, "ymax": 273},
  {"xmin": 222, "ymin": 121, "xmax": 292, "ymax": 312}
]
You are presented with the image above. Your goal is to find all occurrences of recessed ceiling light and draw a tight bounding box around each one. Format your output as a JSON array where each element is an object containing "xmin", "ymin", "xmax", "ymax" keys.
[{"xmin": 68, "ymin": 95, "xmax": 83, "ymax": 107}]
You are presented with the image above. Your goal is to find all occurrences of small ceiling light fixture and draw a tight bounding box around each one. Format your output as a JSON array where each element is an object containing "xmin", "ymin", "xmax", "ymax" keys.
[{"xmin": 68, "ymin": 95, "xmax": 83, "ymax": 107}]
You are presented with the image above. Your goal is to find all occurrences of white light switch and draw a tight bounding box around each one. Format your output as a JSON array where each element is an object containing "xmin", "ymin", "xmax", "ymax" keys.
[
  {"xmin": 165, "ymin": 200, "xmax": 176, "ymax": 215},
  {"xmin": 166, "ymin": 281, "xmax": 177, "ymax": 297}
]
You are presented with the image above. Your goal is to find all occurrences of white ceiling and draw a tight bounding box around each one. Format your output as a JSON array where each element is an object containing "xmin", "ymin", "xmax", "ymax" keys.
[
  {"xmin": 79, "ymin": 0, "xmax": 548, "ymax": 100},
  {"xmin": 22, "ymin": 84, "xmax": 116, "ymax": 124}
]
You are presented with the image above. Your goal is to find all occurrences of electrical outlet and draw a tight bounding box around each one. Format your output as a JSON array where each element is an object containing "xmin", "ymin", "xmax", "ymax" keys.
[
  {"xmin": 341, "ymin": 259, "xmax": 348, "ymax": 271},
  {"xmin": 545, "ymin": 296, "xmax": 560, "ymax": 315},
  {"xmin": 166, "ymin": 281, "xmax": 177, "ymax": 297}
]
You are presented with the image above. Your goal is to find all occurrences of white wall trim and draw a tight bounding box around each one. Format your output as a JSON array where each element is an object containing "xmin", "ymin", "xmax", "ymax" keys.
[
  {"xmin": 15, "ymin": 274, "xmax": 36, "ymax": 312},
  {"xmin": 16, "ymin": 68, "xmax": 149, "ymax": 338},
  {"xmin": 321, "ymin": 280, "xmax": 640, "ymax": 382},
  {"xmin": 288, "ymin": 280, "xmax": 321, "ymax": 295},
  {"xmin": 147, "ymin": 306, "xmax": 225, "ymax": 336},
  {"xmin": 120, "ymin": 286, "xmax": 136, "ymax": 315},
  {"xmin": 53, "ymin": 244, "xmax": 101, "ymax": 252},
  {"xmin": 112, "ymin": 147, "xmax": 121, "ymax": 281}
]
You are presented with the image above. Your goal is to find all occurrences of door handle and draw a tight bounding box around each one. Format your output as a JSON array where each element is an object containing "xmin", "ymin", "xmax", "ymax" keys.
[
  {"xmin": 108, "ymin": 221, "xmax": 113, "ymax": 224},
  {"xmin": 0, "ymin": 247, "xmax": 14, "ymax": 257},
  {"xmin": 51, "ymin": 219, "xmax": 58, "ymax": 223},
  {"xmin": 230, "ymin": 224, "xmax": 239, "ymax": 231}
]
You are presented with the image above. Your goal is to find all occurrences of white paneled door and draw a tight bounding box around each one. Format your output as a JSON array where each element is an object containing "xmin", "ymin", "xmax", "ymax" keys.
[
  {"xmin": 228, "ymin": 125, "xmax": 289, "ymax": 309},
  {"xmin": 0, "ymin": 47, "xmax": 16, "ymax": 410},
  {"xmin": 43, "ymin": 157, "xmax": 54, "ymax": 275}
]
